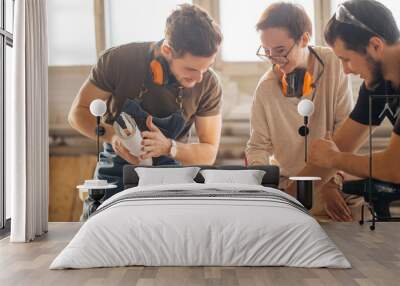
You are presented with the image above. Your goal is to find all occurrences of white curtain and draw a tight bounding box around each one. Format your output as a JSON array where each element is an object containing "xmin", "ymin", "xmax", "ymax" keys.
[{"xmin": 8, "ymin": 0, "xmax": 49, "ymax": 242}]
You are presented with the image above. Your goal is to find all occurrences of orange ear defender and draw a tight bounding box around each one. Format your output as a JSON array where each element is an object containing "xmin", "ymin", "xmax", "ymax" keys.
[
  {"xmin": 278, "ymin": 67, "xmax": 313, "ymax": 98},
  {"xmin": 281, "ymin": 75, "xmax": 288, "ymax": 96},
  {"xmin": 277, "ymin": 46, "xmax": 325, "ymax": 99},
  {"xmin": 302, "ymin": 71, "xmax": 313, "ymax": 97},
  {"xmin": 149, "ymin": 55, "xmax": 171, "ymax": 86}
]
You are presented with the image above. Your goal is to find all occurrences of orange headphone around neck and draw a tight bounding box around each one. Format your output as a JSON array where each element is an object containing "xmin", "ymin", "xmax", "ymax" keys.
[
  {"xmin": 280, "ymin": 68, "xmax": 314, "ymax": 98},
  {"xmin": 147, "ymin": 39, "xmax": 175, "ymax": 86},
  {"xmin": 149, "ymin": 55, "xmax": 171, "ymax": 86},
  {"xmin": 277, "ymin": 46, "xmax": 325, "ymax": 99}
]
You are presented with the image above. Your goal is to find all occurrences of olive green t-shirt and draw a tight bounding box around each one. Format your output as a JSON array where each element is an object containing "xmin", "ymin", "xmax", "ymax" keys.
[{"xmin": 89, "ymin": 42, "xmax": 222, "ymax": 142}]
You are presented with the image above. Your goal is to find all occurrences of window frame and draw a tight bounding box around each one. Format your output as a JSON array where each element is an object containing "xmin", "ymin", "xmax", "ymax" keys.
[
  {"xmin": 49, "ymin": 0, "xmax": 335, "ymax": 74},
  {"xmin": 0, "ymin": 0, "xmax": 14, "ymax": 235},
  {"xmin": 195, "ymin": 0, "xmax": 333, "ymax": 76}
]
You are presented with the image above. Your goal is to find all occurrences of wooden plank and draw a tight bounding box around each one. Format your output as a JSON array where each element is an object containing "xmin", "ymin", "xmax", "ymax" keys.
[
  {"xmin": 49, "ymin": 155, "xmax": 97, "ymax": 221},
  {"xmin": 1, "ymin": 223, "xmax": 400, "ymax": 285},
  {"xmin": 93, "ymin": 0, "xmax": 106, "ymax": 56}
]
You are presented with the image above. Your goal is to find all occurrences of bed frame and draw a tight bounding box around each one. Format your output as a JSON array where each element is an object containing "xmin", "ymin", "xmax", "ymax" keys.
[{"xmin": 123, "ymin": 165, "xmax": 280, "ymax": 190}]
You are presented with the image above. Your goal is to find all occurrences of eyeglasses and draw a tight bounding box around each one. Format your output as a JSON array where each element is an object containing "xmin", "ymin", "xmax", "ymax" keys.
[
  {"xmin": 256, "ymin": 41, "xmax": 298, "ymax": 65},
  {"xmin": 335, "ymin": 4, "xmax": 384, "ymax": 38}
]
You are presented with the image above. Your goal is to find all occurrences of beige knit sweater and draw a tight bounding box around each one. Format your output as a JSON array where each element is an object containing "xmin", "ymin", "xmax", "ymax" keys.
[{"xmin": 245, "ymin": 46, "xmax": 353, "ymax": 187}]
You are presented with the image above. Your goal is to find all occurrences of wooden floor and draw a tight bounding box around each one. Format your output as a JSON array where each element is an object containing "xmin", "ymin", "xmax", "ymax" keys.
[{"xmin": 0, "ymin": 222, "xmax": 399, "ymax": 286}]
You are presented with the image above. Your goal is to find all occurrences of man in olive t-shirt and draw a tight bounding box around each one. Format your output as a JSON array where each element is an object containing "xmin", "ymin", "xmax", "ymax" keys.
[{"xmin": 68, "ymin": 4, "xmax": 223, "ymax": 219}]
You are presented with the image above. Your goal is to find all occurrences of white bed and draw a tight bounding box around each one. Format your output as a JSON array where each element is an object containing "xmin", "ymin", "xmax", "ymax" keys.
[{"xmin": 50, "ymin": 183, "xmax": 351, "ymax": 269}]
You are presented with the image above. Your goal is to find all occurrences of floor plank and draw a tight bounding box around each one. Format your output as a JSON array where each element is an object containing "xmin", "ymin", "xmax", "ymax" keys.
[{"xmin": 0, "ymin": 222, "xmax": 399, "ymax": 286}]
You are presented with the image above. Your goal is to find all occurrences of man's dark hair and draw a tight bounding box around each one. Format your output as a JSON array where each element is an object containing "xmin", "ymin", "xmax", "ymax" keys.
[
  {"xmin": 165, "ymin": 4, "xmax": 222, "ymax": 58},
  {"xmin": 325, "ymin": 0, "xmax": 399, "ymax": 53},
  {"xmin": 256, "ymin": 2, "xmax": 312, "ymax": 40}
]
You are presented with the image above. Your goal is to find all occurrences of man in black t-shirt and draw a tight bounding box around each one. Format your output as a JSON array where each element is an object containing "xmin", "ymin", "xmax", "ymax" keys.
[
  {"xmin": 287, "ymin": 0, "xmax": 400, "ymax": 220},
  {"xmin": 350, "ymin": 81, "xmax": 400, "ymax": 135}
]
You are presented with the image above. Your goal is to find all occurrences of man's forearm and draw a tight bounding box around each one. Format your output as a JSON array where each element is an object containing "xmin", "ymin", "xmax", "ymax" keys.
[
  {"xmin": 68, "ymin": 106, "xmax": 115, "ymax": 143},
  {"xmin": 175, "ymin": 142, "xmax": 218, "ymax": 165},
  {"xmin": 290, "ymin": 119, "xmax": 371, "ymax": 192},
  {"xmin": 333, "ymin": 151, "xmax": 400, "ymax": 183}
]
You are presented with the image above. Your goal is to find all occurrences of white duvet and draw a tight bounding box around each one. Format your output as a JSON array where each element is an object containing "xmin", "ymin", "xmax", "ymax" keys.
[{"xmin": 50, "ymin": 183, "xmax": 351, "ymax": 269}]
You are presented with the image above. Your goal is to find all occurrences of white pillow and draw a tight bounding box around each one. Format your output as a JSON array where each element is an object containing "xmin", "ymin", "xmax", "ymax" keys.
[
  {"xmin": 200, "ymin": 169, "xmax": 266, "ymax": 185},
  {"xmin": 135, "ymin": 167, "xmax": 200, "ymax": 186}
]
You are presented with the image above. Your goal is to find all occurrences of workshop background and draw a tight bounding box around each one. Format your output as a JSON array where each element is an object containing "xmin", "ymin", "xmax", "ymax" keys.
[{"xmin": 46, "ymin": 0, "xmax": 396, "ymax": 221}]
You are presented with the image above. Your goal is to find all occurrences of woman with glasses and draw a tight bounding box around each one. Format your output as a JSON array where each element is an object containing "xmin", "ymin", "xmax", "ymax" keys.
[{"xmin": 245, "ymin": 2, "xmax": 362, "ymax": 221}]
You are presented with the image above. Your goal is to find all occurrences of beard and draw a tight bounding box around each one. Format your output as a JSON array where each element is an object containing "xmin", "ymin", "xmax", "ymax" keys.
[
  {"xmin": 165, "ymin": 57, "xmax": 191, "ymax": 87},
  {"xmin": 365, "ymin": 55, "xmax": 384, "ymax": 90}
]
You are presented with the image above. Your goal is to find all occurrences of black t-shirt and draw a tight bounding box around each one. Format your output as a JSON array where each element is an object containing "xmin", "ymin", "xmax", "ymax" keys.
[{"xmin": 350, "ymin": 81, "xmax": 400, "ymax": 135}]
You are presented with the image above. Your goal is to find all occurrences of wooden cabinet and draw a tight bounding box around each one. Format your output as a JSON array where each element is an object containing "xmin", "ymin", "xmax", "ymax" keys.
[{"xmin": 49, "ymin": 155, "xmax": 97, "ymax": 222}]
